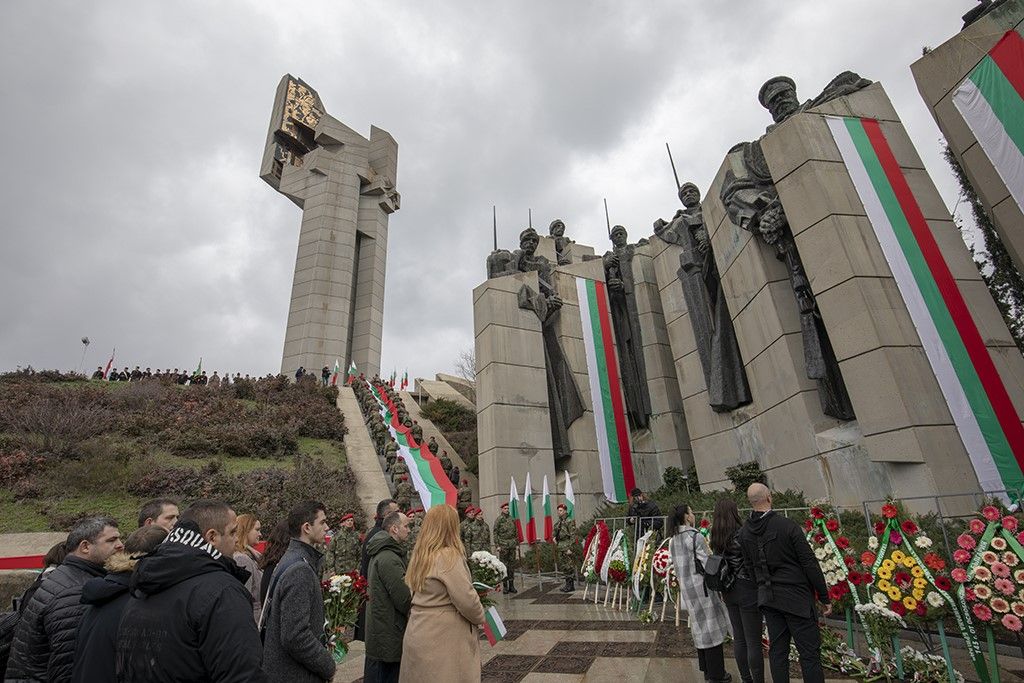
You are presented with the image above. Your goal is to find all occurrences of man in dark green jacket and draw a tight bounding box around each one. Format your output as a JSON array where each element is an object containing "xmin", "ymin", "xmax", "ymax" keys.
[{"xmin": 364, "ymin": 510, "xmax": 412, "ymax": 683}]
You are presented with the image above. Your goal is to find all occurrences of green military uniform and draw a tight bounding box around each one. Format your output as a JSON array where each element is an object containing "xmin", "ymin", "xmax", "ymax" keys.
[
  {"xmin": 385, "ymin": 441, "xmax": 399, "ymax": 470},
  {"xmin": 457, "ymin": 483, "xmax": 472, "ymax": 518},
  {"xmin": 411, "ymin": 422, "xmax": 424, "ymax": 443},
  {"xmin": 553, "ymin": 508, "xmax": 578, "ymax": 592},
  {"xmin": 470, "ymin": 516, "xmax": 491, "ymax": 555},
  {"xmin": 324, "ymin": 522, "xmax": 361, "ymax": 577},
  {"xmin": 493, "ymin": 506, "xmax": 519, "ymax": 594},
  {"xmin": 405, "ymin": 511, "xmax": 422, "ymax": 555},
  {"xmin": 391, "ymin": 459, "xmax": 409, "ymax": 483},
  {"xmin": 460, "ymin": 516, "xmax": 473, "ymax": 554},
  {"xmin": 394, "ymin": 479, "xmax": 414, "ymax": 510},
  {"xmin": 439, "ymin": 452, "xmax": 453, "ymax": 476},
  {"xmin": 427, "ymin": 437, "xmax": 439, "ymax": 455}
]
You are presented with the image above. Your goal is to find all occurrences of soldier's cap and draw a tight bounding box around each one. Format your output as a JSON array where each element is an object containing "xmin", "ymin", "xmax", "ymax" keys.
[
  {"xmin": 610, "ymin": 224, "xmax": 627, "ymax": 238},
  {"xmin": 500, "ymin": 502, "xmax": 509, "ymax": 510},
  {"xmin": 758, "ymin": 76, "xmax": 797, "ymax": 108},
  {"xmin": 462, "ymin": 479, "xmax": 468, "ymax": 484},
  {"xmin": 519, "ymin": 227, "xmax": 539, "ymax": 242},
  {"xmin": 679, "ymin": 182, "xmax": 699, "ymax": 195},
  {"xmin": 401, "ymin": 475, "xmax": 408, "ymax": 481},
  {"xmin": 557, "ymin": 503, "xmax": 567, "ymax": 511},
  {"xmin": 339, "ymin": 512, "xmax": 354, "ymax": 523}
]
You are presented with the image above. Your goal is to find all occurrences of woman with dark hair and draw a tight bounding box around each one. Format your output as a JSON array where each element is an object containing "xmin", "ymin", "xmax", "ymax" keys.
[
  {"xmin": 712, "ymin": 498, "xmax": 763, "ymax": 683},
  {"xmin": 670, "ymin": 503, "xmax": 732, "ymax": 683},
  {"xmin": 258, "ymin": 520, "xmax": 291, "ymax": 604}
]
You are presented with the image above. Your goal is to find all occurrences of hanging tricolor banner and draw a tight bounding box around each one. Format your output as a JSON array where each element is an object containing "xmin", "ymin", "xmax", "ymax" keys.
[
  {"xmin": 576, "ymin": 278, "xmax": 637, "ymax": 503},
  {"xmin": 345, "ymin": 361, "xmax": 357, "ymax": 385},
  {"xmin": 523, "ymin": 472, "xmax": 537, "ymax": 544},
  {"xmin": 369, "ymin": 381, "xmax": 457, "ymax": 509},
  {"xmin": 563, "ymin": 473, "xmax": 575, "ymax": 520},
  {"xmin": 329, "ymin": 359, "xmax": 341, "ymax": 387},
  {"xmin": 827, "ymin": 115, "xmax": 1024, "ymax": 494},
  {"xmin": 541, "ymin": 475, "xmax": 553, "ymax": 543},
  {"xmin": 482, "ymin": 605, "xmax": 507, "ymax": 646},
  {"xmin": 952, "ymin": 30, "xmax": 1024, "ymax": 217},
  {"xmin": 509, "ymin": 477, "xmax": 524, "ymax": 543}
]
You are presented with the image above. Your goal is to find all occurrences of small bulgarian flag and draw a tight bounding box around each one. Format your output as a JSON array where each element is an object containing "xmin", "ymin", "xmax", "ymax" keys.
[
  {"xmin": 345, "ymin": 361, "xmax": 357, "ymax": 385},
  {"xmin": 103, "ymin": 348, "xmax": 115, "ymax": 379},
  {"xmin": 563, "ymin": 473, "xmax": 575, "ymax": 520},
  {"xmin": 509, "ymin": 477, "xmax": 524, "ymax": 543},
  {"xmin": 542, "ymin": 475, "xmax": 553, "ymax": 543},
  {"xmin": 329, "ymin": 359, "xmax": 341, "ymax": 387},
  {"xmin": 482, "ymin": 605, "xmax": 507, "ymax": 646},
  {"xmin": 827, "ymin": 115, "xmax": 1024, "ymax": 494},
  {"xmin": 952, "ymin": 30, "xmax": 1024, "ymax": 219},
  {"xmin": 401, "ymin": 370, "xmax": 408, "ymax": 390},
  {"xmin": 523, "ymin": 472, "xmax": 537, "ymax": 545},
  {"xmin": 192, "ymin": 358, "xmax": 202, "ymax": 377}
]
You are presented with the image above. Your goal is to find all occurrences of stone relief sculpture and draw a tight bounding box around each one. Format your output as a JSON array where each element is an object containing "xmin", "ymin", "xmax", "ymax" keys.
[
  {"xmin": 719, "ymin": 74, "xmax": 871, "ymax": 421},
  {"xmin": 602, "ymin": 226, "xmax": 653, "ymax": 431},
  {"xmin": 549, "ymin": 219, "xmax": 573, "ymax": 266},
  {"xmin": 654, "ymin": 183, "xmax": 751, "ymax": 412}
]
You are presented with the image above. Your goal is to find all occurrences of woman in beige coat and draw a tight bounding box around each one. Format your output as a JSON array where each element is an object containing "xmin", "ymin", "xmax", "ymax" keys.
[{"xmin": 401, "ymin": 504, "xmax": 486, "ymax": 683}]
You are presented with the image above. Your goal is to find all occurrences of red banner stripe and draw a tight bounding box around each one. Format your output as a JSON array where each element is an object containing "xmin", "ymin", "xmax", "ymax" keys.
[
  {"xmin": 593, "ymin": 280, "xmax": 636, "ymax": 495},
  {"xmin": 862, "ymin": 118, "xmax": 1024, "ymax": 471},
  {"xmin": 990, "ymin": 30, "xmax": 1024, "ymax": 103},
  {"xmin": 0, "ymin": 554, "xmax": 45, "ymax": 570}
]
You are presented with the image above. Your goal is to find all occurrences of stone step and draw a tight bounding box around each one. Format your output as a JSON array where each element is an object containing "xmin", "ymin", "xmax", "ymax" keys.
[
  {"xmin": 399, "ymin": 391, "xmax": 479, "ymax": 504},
  {"xmin": 335, "ymin": 387, "xmax": 393, "ymax": 522}
]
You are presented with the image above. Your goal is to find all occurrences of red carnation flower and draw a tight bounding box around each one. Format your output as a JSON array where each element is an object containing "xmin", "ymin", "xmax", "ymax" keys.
[
  {"xmin": 700, "ymin": 519, "xmax": 710, "ymax": 529},
  {"xmin": 894, "ymin": 571, "xmax": 912, "ymax": 587},
  {"xmin": 915, "ymin": 603, "xmax": 928, "ymax": 617},
  {"xmin": 811, "ymin": 507, "xmax": 824, "ymax": 519},
  {"xmin": 803, "ymin": 519, "xmax": 813, "ymax": 532},
  {"xmin": 828, "ymin": 585, "xmax": 844, "ymax": 600},
  {"xmin": 982, "ymin": 506, "xmax": 1000, "ymax": 521},
  {"xmin": 891, "ymin": 601, "xmax": 907, "ymax": 616},
  {"xmin": 889, "ymin": 531, "xmax": 903, "ymax": 545},
  {"xmin": 935, "ymin": 576, "xmax": 952, "ymax": 591},
  {"xmin": 825, "ymin": 519, "xmax": 839, "ymax": 532},
  {"xmin": 874, "ymin": 521, "xmax": 886, "ymax": 535},
  {"xmin": 848, "ymin": 571, "xmax": 862, "ymax": 585},
  {"xmin": 835, "ymin": 536, "xmax": 850, "ymax": 550},
  {"xmin": 924, "ymin": 553, "xmax": 946, "ymax": 571},
  {"xmin": 901, "ymin": 519, "xmax": 918, "ymax": 535},
  {"xmin": 814, "ymin": 533, "xmax": 826, "ymax": 545},
  {"xmin": 844, "ymin": 556, "xmax": 855, "ymax": 568},
  {"xmin": 882, "ymin": 503, "xmax": 899, "ymax": 519}
]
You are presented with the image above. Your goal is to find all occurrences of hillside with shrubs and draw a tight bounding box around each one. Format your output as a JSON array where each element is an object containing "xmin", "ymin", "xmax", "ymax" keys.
[{"xmin": 0, "ymin": 370, "xmax": 363, "ymax": 531}]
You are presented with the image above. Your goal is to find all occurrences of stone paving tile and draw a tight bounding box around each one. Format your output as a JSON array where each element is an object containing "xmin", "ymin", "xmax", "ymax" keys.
[
  {"xmin": 482, "ymin": 654, "xmax": 541, "ymax": 672},
  {"xmin": 558, "ymin": 629, "xmax": 657, "ymax": 643},
  {"xmin": 583, "ymin": 656, "xmax": 651, "ymax": 682},
  {"xmin": 532, "ymin": 655, "xmax": 593, "ymax": 674},
  {"xmin": 521, "ymin": 671, "xmax": 585, "ymax": 682}
]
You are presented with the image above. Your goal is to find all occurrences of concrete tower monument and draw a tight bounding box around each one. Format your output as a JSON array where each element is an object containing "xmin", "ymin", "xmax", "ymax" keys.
[{"xmin": 260, "ymin": 75, "xmax": 399, "ymax": 379}]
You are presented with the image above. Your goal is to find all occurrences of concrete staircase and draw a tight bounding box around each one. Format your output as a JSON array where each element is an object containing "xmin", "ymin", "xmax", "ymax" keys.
[
  {"xmin": 336, "ymin": 387, "xmax": 392, "ymax": 521},
  {"xmin": 399, "ymin": 391, "xmax": 479, "ymax": 504}
]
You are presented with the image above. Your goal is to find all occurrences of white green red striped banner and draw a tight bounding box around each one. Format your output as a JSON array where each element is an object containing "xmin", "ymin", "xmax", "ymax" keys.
[
  {"xmin": 576, "ymin": 278, "xmax": 636, "ymax": 503},
  {"xmin": 523, "ymin": 472, "xmax": 537, "ymax": 544},
  {"xmin": 509, "ymin": 477, "xmax": 524, "ymax": 542},
  {"xmin": 563, "ymin": 473, "xmax": 575, "ymax": 520},
  {"xmin": 482, "ymin": 605, "xmax": 507, "ymax": 646},
  {"xmin": 827, "ymin": 115, "xmax": 1024, "ymax": 494},
  {"xmin": 368, "ymin": 382, "xmax": 458, "ymax": 509},
  {"xmin": 542, "ymin": 475, "xmax": 553, "ymax": 543},
  {"xmin": 952, "ymin": 30, "xmax": 1024, "ymax": 217}
]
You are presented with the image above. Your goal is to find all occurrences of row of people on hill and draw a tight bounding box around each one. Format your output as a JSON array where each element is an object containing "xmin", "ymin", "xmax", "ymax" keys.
[{"xmin": 90, "ymin": 366, "xmax": 263, "ymax": 386}]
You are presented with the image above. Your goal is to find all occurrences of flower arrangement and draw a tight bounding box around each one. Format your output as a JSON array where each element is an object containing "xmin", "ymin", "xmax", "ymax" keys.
[
  {"xmin": 804, "ymin": 507, "xmax": 857, "ymax": 611},
  {"xmin": 632, "ymin": 529, "xmax": 657, "ymax": 602},
  {"xmin": 953, "ymin": 505, "xmax": 1024, "ymax": 635},
  {"xmin": 469, "ymin": 550, "xmax": 508, "ymax": 607},
  {"xmin": 900, "ymin": 646, "xmax": 965, "ymax": 683},
  {"xmin": 580, "ymin": 521, "xmax": 610, "ymax": 584},
  {"xmin": 698, "ymin": 518, "xmax": 711, "ymax": 539},
  {"xmin": 322, "ymin": 570, "xmax": 368, "ymax": 662}
]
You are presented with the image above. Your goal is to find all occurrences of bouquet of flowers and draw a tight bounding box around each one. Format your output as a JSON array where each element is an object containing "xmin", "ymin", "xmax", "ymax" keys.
[
  {"xmin": 901, "ymin": 646, "xmax": 965, "ymax": 683},
  {"xmin": 322, "ymin": 570, "xmax": 368, "ymax": 662},
  {"xmin": 632, "ymin": 529, "xmax": 657, "ymax": 601},
  {"xmin": 581, "ymin": 521, "xmax": 610, "ymax": 586},
  {"xmin": 469, "ymin": 550, "xmax": 507, "ymax": 607},
  {"xmin": 607, "ymin": 550, "xmax": 629, "ymax": 584},
  {"xmin": 698, "ymin": 518, "xmax": 711, "ymax": 539},
  {"xmin": 804, "ymin": 507, "xmax": 857, "ymax": 611},
  {"xmin": 952, "ymin": 505, "xmax": 1024, "ymax": 635}
]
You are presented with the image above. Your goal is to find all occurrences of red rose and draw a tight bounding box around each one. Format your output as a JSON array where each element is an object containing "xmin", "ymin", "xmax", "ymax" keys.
[
  {"xmin": 915, "ymin": 603, "xmax": 928, "ymax": 617},
  {"xmin": 844, "ymin": 556, "xmax": 855, "ymax": 568},
  {"xmin": 803, "ymin": 519, "xmax": 813, "ymax": 532},
  {"xmin": 826, "ymin": 519, "xmax": 839, "ymax": 532},
  {"xmin": 848, "ymin": 571, "xmax": 862, "ymax": 585},
  {"xmin": 811, "ymin": 507, "xmax": 824, "ymax": 519},
  {"xmin": 814, "ymin": 533, "xmax": 826, "ymax": 545},
  {"xmin": 891, "ymin": 601, "xmax": 907, "ymax": 616},
  {"xmin": 874, "ymin": 521, "xmax": 886, "ymax": 535},
  {"xmin": 828, "ymin": 585, "xmax": 844, "ymax": 600},
  {"xmin": 901, "ymin": 519, "xmax": 918, "ymax": 535},
  {"xmin": 882, "ymin": 503, "xmax": 899, "ymax": 519},
  {"xmin": 835, "ymin": 536, "xmax": 850, "ymax": 550},
  {"xmin": 935, "ymin": 576, "xmax": 952, "ymax": 591}
]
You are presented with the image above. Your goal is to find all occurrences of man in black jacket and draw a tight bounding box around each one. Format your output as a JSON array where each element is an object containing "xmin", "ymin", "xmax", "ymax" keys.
[
  {"xmin": 626, "ymin": 488, "xmax": 663, "ymax": 538},
  {"xmin": 738, "ymin": 483, "xmax": 830, "ymax": 683},
  {"xmin": 115, "ymin": 500, "xmax": 267, "ymax": 683},
  {"xmin": 6, "ymin": 516, "xmax": 123, "ymax": 683}
]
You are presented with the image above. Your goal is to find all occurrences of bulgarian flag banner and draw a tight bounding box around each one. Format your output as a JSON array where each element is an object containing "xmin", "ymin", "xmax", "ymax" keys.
[
  {"xmin": 482, "ymin": 606, "xmax": 507, "ymax": 646},
  {"xmin": 542, "ymin": 475, "xmax": 553, "ymax": 543},
  {"xmin": 369, "ymin": 381, "xmax": 457, "ymax": 508},
  {"xmin": 329, "ymin": 359, "xmax": 341, "ymax": 387},
  {"xmin": 563, "ymin": 473, "xmax": 575, "ymax": 520},
  {"xmin": 828, "ymin": 115, "xmax": 1024, "ymax": 494},
  {"xmin": 523, "ymin": 472, "xmax": 537, "ymax": 544},
  {"xmin": 952, "ymin": 30, "xmax": 1024, "ymax": 217},
  {"xmin": 576, "ymin": 278, "xmax": 636, "ymax": 503},
  {"xmin": 345, "ymin": 361, "xmax": 357, "ymax": 385},
  {"xmin": 509, "ymin": 477, "xmax": 524, "ymax": 542},
  {"xmin": 103, "ymin": 348, "xmax": 115, "ymax": 379}
]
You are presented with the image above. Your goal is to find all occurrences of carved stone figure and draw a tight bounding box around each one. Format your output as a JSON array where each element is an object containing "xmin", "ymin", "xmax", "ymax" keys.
[
  {"xmin": 962, "ymin": 0, "xmax": 1008, "ymax": 28},
  {"xmin": 602, "ymin": 226, "xmax": 652, "ymax": 431},
  {"xmin": 654, "ymin": 183, "xmax": 751, "ymax": 412},
  {"xmin": 513, "ymin": 228, "xmax": 585, "ymax": 460},
  {"xmin": 719, "ymin": 74, "xmax": 870, "ymax": 421},
  {"xmin": 549, "ymin": 219, "xmax": 573, "ymax": 266}
]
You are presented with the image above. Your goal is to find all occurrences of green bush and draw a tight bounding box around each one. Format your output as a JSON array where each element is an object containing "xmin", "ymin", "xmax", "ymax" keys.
[
  {"xmin": 421, "ymin": 398, "xmax": 475, "ymax": 432},
  {"xmin": 724, "ymin": 461, "xmax": 767, "ymax": 491}
]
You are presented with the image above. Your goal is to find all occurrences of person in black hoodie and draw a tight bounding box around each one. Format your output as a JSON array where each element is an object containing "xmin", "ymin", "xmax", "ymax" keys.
[
  {"xmin": 71, "ymin": 525, "xmax": 167, "ymax": 683},
  {"xmin": 6, "ymin": 517, "xmax": 123, "ymax": 683},
  {"xmin": 737, "ymin": 483, "xmax": 830, "ymax": 683},
  {"xmin": 115, "ymin": 500, "xmax": 267, "ymax": 683}
]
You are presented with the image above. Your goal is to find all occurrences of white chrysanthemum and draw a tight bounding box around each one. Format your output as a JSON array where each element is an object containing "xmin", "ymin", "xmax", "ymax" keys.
[
  {"xmin": 814, "ymin": 548, "xmax": 827, "ymax": 561},
  {"xmin": 926, "ymin": 592, "xmax": 944, "ymax": 608},
  {"xmin": 825, "ymin": 572, "xmax": 836, "ymax": 585},
  {"xmin": 914, "ymin": 536, "xmax": 932, "ymax": 549},
  {"xmin": 868, "ymin": 537, "xmax": 879, "ymax": 550},
  {"xmin": 873, "ymin": 592, "xmax": 888, "ymax": 608}
]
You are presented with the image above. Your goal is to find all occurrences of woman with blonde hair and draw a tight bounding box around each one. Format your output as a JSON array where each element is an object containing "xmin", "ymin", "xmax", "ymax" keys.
[
  {"xmin": 400, "ymin": 504, "xmax": 485, "ymax": 683},
  {"xmin": 232, "ymin": 513, "xmax": 263, "ymax": 621}
]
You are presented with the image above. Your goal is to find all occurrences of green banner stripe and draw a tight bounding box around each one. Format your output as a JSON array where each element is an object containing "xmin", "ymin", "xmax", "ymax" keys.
[
  {"xmin": 972, "ymin": 56, "xmax": 1024, "ymax": 154},
  {"xmin": 586, "ymin": 279, "xmax": 626, "ymax": 499}
]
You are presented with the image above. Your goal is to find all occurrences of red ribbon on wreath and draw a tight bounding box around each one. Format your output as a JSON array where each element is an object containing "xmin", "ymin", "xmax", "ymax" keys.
[{"xmin": 582, "ymin": 520, "xmax": 611, "ymax": 570}]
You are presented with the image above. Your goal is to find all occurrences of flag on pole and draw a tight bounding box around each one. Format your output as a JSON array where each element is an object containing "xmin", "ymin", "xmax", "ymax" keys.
[
  {"xmin": 509, "ymin": 477, "xmax": 524, "ymax": 543},
  {"xmin": 401, "ymin": 370, "xmax": 408, "ymax": 390},
  {"xmin": 390, "ymin": 369, "xmax": 397, "ymax": 388},
  {"xmin": 563, "ymin": 473, "xmax": 575, "ymax": 520},
  {"xmin": 191, "ymin": 358, "xmax": 202, "ymax": 382},
  {"xmin": 329, "ymin": 359, "xmax": 341, "ymax": 387},
  {"xmin": 523, "ymin": 472, "xmax": 537, "ymax": 545},
  {"xmin": 345, "ymin": 361, "xmax": 357, "ymax": 385},
  {"xmin": 482, "ymin": 606, "xmax": 507, "ymax": 646},
  {"xmin": 542, "ymin": 475, "xmax": 553, "ymax": 543},
  {"xmin": 102, "ymin": 348, "xmax": 115, "ymax": 380}
]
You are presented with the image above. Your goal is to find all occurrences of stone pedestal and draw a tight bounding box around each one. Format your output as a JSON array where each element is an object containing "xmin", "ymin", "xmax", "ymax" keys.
[
  {"xmin": 260, "ymin": 75, "xmax": 398, "ymax": 379},
  {"xmin": 911, "ymin": 2, "xmax": 1024, "ymax": 275}
]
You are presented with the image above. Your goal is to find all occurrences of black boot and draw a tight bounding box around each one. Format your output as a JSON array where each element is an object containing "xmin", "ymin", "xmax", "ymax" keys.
[
  {"xmin": 559, "ymin": 577, "xmax": 572, "ymax": 593},
  {"xmin": 567, "ymin": 577, "xmax": 575, "ymax": 592},
  {"xmin": 506, "ymin": 578, "xmax": 517, "ymax": 594}
]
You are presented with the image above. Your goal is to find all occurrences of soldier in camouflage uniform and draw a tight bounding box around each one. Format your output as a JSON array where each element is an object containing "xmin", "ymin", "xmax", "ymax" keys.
[
  {"xmin": 410, "ymin": 420, "xmax": 424, "ymax": 444},
  {"xmin": 391, "ymin": 456, "xmax": 410, "ymax": 483},
  {"xmin": 438, "ymin": 450, "xmax": 453, "ymax": 478},
  {"xmin": 457, "ymin": 479, "xmax": 472, "ymax": 518},
  {"xmin": 471, "ymin": 509, "xmax": 491, "ymax": 556},
  {"xmin": 493, "ymin": 502, "xmax": 519, "ymax": 594},
  {"xmin": 394, "ymin": 475, "xmax": 414, "ymax": 510},
  {"xmin": 384, "ymin": 437, "xmax": 399, "ymax": 471},
  {"xmin": 427, "ymin": 436, "xmax": 439, "ymax": 455},
  {"xmin": 324, "ymin": 512, "xmax": 362, "ymax": 578},
  {"xmin": 553, "ymin": 503, "xmax": 578, "ymax": 592},
  {"xmin": 404, "ymin": 507, "xmax": 423, "ymax": 555},
  {"xmin": 460, "ymin": 507, "xmax": 475, "ymax": 554}
]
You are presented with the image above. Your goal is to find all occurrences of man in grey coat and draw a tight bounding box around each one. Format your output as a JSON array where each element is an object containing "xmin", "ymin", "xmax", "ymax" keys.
[{"xmin": 261, "ymin": 501, "xmax": 336, "ymax": 683}]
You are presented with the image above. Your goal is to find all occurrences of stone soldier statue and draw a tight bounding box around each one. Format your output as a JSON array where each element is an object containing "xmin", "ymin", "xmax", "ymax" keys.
[
  {"xmin": 457, "ymin": 479, "xmax": 473, "ymax": 518},
  {"xmin": 654, "ymin": 182, "xmax": 752, "ymax": 412},
  {"xmin": 602, "ymin": 225, "xmax": 653, "ymax": 430},
  {"xmin": 719, "ymin": 74, "xmax": 870, "ymax": 421},
  {"xmin": 548, "ymin": 218, "xmax": 573, "ymax": 266},
  {"xmin": 553, "ymin": 503, "xmax": 578, "ymax": 592},
  {"xmin": 427, "ymin": 436, "xmax": 439, "ymax": 456},
  {"xmin": 391, "ymin": 456, "xmax": 409, "ymax": 483},
  {"xmin": 493, "ymin": 502, "xmax": 519, "ymax": 594},
  {"xmin": 394, "ymin": 475, "xmax": 414, "ymax": 510},
  {"xmin": 324, "ymin": 512, "xmax": 361, "ymax": 577}
]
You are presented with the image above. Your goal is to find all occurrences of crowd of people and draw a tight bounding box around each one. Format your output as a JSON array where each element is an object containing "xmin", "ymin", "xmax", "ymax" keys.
[{"xmin": 89, "ymin": 365, "xmax": 269, "ymax": 386}]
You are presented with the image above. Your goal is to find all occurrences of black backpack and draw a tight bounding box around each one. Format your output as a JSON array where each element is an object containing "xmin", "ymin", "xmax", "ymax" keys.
[{"xmin": 691, "ymin": 529, "xmax": 734, "ymax": 594}]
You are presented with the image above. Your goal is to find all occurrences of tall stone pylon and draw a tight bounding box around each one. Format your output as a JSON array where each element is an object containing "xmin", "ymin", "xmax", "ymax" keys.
[{"xmin": 260, "ymin": 75, "xmax": 399, "ymax": 379}]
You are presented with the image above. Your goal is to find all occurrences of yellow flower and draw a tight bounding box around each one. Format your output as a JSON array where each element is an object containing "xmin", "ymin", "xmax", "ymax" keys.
[
  {"xmin": 877, "ymin": 579, "xmax": 892, "ymax": 592},
  {"xmin": 903, "ymin": 596, "xmax": 918, "ymax": 610},
  {"xmin": 911, "ymin": 566, "xmax": 924, "ymax": 578},
  {"xmin": 913, "ymin": 577, "xmax": 927, "ymax": 589},
  {"xmin": 888, "ymin": 587, "xmax": 903, "ymax": 601},
  {"xmin": 882, "ymin": 559, "xmax": 897, "ymax": 571},
  {"xmin": 903, "ymin": 556, "xmax": 916, "ymax": 568},
  {"xmin": 877, "ymin": 568, "xmax": 893, "ymax": 580},
  {"xmin": 913, "ymin": 589, "xmax": 925, "ymax": 601},
  {"xmin": 892, "ymin": 551, "xmax": 906, "ymax": 564}
]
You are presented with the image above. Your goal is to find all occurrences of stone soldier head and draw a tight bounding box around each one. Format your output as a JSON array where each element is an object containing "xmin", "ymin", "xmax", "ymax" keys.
[
  {"xmin": 610, "ymin": 225, "xmax": 628, "ymax": 248},
  {"xmin": 557, "ymin": 503, "xmax": 568, "ymax": 519},
  {"xmin": 500, "ymin": 502, "xmax": 510, "ymax": 517},
  {"xmin": 548, "ymin": 219, "xmax": 566, "ymax": 237},
  {"xmin": 678, "ymin": 182, "xmax": 701, "ymax": 209},
  {"xmin": 339, "ymin": 512, "xmax": 355, "ymax": 529},
  {"xmin": 519, "ymin": 228, "xmax": 540, "ymax": 256},
  {"xmin": 758, "ymin": 76, "xmax": 800, "ymax": 123}
]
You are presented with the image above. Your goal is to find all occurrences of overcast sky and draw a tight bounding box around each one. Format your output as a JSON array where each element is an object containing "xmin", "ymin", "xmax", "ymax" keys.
[{"xmin": 0, "ymin": 1, "xmax": 976, "ymax": 381}]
